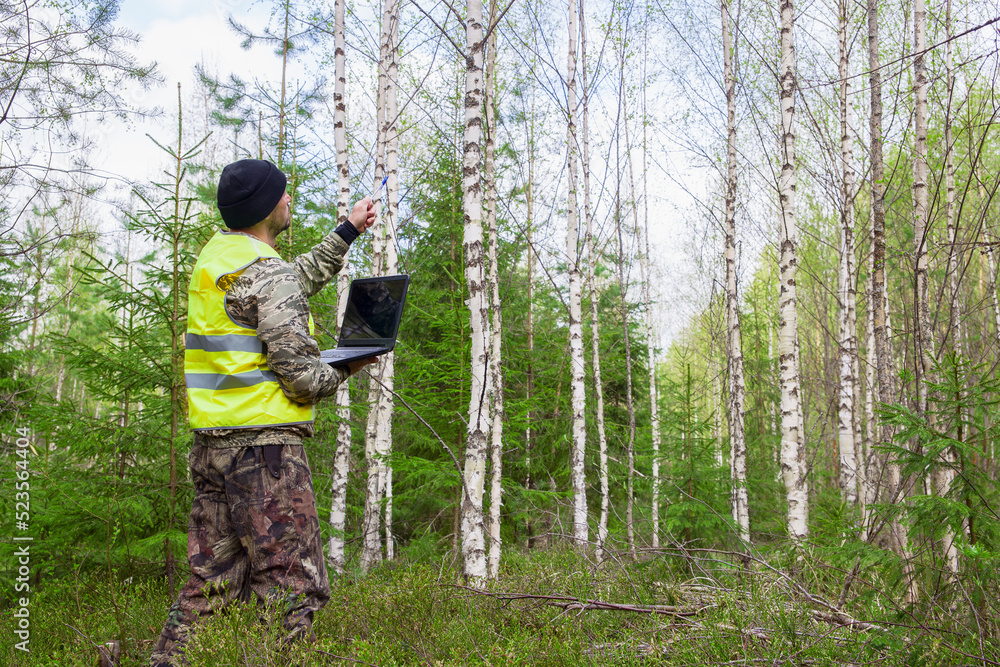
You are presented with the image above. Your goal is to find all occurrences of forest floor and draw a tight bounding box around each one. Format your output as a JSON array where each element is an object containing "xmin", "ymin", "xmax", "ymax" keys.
[{"xmin": 2, "ymin": 545, "xmax": 993, "ymax": 666}]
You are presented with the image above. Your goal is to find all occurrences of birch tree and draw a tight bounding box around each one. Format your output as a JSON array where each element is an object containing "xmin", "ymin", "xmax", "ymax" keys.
[
  {"xmin": 778, "ymin": 0, "xmax": 807, "ymax": 543},
  {"xmin": 580, "ymin": 0, "xmax": 611, "ymax": 562},
  {"xmin": 484, "ymin": 1, "xmax": 505, "ymax": 579},
  {"xmin": 461, "ymin": 0, "xmax": 489, "ymax": 582},
  {"xmin": 722, "ymin": 0, "xmax": 749, "ymax": 543},
  {"xmin": 523, "ymin": 85, "xmax": 538, "ymax": 550},
  {"xmin": 908, "ymin": 0, "xmax": 938, "ymax": 588},
  {"xmin": 635, "ymin": 28, "xmax": 662, "ymax": 549},
  {"xmin": 566, "ymin": 0, "xmax": 589, "ymax": 549},
  {"xmin": 615, "ymin": 17, "xmax": 638, "ymax": 559},
  {"xmin": 937, "ymin": 0, "xmax": 960, "ymax": 575},
  {"xmin": 836, "ymin": 0, "xmax": 859, "ymax": 507},
  {"xmin": 913, "ymin": 0, "xmax": 933, "ymax": 420},
  {"xmin": 868, "ymin": 0, "xmax": 914, "ymax": 597},
  {"xmin": 378, "ymin": 0, "xmax": 401, "ymax": 562},
  {"xmin": 943, "ymin": 0, "xmax": 963, "ymax": 360},
  {"xmin": 360, "ymin": 0, "xmax": 400, "ymax": 570},
  {"xmin": 328, "ymin": 0, "xmax": 352, "ymax": 574}
]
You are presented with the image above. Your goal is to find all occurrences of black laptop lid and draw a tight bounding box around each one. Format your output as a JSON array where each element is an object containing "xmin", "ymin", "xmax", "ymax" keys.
[{"xmin": 338, "ymin": 274, "xmax": 409, "ymax": 348}]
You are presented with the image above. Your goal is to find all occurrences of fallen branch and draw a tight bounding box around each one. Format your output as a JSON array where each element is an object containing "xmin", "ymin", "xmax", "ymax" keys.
[{"xmin": 449, "ymin": 584, "xmax": 709, "ymax": 617}]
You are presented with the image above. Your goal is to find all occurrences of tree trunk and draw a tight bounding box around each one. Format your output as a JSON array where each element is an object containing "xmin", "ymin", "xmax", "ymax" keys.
[
  {"xmin": 579, "ymin": 0, "xmax": 609, "ymax": 563},
  {"xmin": 778, "ymin": 0, "xmax": 807, "ymax": 544},
  {"xmin": 861, "ymin": 270, "xmax": 876, "ymax": 541},
  {"xmin": 525, "ymin": 102, "xmax": 536, "ymax": 551},
  {"xmin": 837, "ymin": 0, "xmax": 859, "ymax": 507},
  {"xmin": 935, "ymin": 0, "xmax": 961, "ymax": 577},
  {"xmin": 614, "ymin": 26, "xmax": 637, "ymax": 560},
  {"xmin": 912, "ymin": 0, "xmax": 945, "ymax": 583},
  {"xmin": 913, "ymin": 0, "xmax": 932, "ymax": 419},
  {"xmin": 461, "ymin": 0, "xmax": 489, "ymax": 582},
  {"xmin": 722, "ymin": 0, "xmax": 749, "ymax": 545},
  {"xmin": 360, "ymin": 217, "xmax": 386, "ymax": 571},
  {"xmin": 327, "ymin": 0, "xmax": 352, "ymax": 575},
  {"xmin": 869, "ymin": 0, "xmax": 915, "ymax": 600},
  {"xmin": 277, "ymin": 0, "xmax": 291, "ymax": 166},
  {"xmin": 359, "ymin": 0, "xmax": 398, "ymax": 570},
  {"xmin": 378, "ymin": 0, "xmax": 401, "ymax": 561},
  {"xmin": 484, "ymin": 3, "xmax": 504, "ymax": 579},
  {"xmin": 639, "ymin": 32, "xmax": 662, "ymax": 550},
  {"xmin": 566, "ymin": 0, "xmax": 588, "ymax": 549},
  {"xmin": 167, "ymin": 83, "xmax": 185, "ymax": 597}
]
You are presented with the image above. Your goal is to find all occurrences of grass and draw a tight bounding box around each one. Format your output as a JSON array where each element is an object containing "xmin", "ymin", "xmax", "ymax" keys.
[{"xmin": 2, "ymin": 545, "xmax": 997, "ymax": 666}]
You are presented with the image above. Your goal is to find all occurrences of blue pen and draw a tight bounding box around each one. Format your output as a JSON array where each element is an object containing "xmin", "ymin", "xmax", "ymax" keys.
[{"xmin": 370, "ymin": 175, "xmax": 389, "ymax": 203}]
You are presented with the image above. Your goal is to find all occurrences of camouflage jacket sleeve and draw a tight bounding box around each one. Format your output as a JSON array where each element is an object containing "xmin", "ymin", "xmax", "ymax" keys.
[
  {"xmin": 292, "ymin": 230, "xmax": 351, "ymax": 297},
  {"xmin": 227, "ymin": 258, "xmax": 349, "ymax": 405}
]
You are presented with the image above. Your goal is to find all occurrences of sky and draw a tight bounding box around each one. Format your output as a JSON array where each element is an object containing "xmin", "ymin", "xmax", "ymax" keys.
[
  {"xmin": 84, "ymin": 0, "xmax": 704, "ymax": 351},
  {"xmin": 92, "ymin": 0, "xmax": 282, "ymax": 182}
]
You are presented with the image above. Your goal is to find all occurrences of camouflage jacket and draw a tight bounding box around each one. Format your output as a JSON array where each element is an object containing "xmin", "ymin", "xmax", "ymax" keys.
[{"xmin": 196, "ymin": 229, "xmax": 353, "ymax": 449}]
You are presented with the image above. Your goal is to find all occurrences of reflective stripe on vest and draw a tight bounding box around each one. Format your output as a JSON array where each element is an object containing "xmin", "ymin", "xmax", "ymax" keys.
[{"xmin": 185, "ymin": 230, "xmax": 315, "ymax": 430}]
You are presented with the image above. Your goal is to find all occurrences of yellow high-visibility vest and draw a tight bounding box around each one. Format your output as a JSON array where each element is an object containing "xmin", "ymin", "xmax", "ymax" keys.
[{"xmin": 185, "ymin": 230, "xmax": 315, "ymax": 430}]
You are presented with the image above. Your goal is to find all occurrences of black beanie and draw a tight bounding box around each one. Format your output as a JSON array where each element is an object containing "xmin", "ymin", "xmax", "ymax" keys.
[{"xmin": 217, "ymin": 159, "xmax": 287, "ymax": 229}]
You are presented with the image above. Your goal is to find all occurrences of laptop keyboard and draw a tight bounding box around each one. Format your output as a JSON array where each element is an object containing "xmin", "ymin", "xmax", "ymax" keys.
[{"xmin": 321, "ymin": 347, "xmax": 384, "ymax": 359}]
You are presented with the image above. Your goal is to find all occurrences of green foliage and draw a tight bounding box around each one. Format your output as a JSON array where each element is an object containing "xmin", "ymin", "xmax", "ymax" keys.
[
  {"xmin": 879, "ymin": 354, "xmax": 1000, "ymax": 594},
  {"xmin": 9, "ymin": 546, "xmax": 992, "ymax": 666},
  {"xmin": 660, "ymin": 364, "xmax": 730, "ymax": 545}
]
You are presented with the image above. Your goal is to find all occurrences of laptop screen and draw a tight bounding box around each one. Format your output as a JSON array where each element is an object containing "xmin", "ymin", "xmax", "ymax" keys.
[{"xmin": 340, "ymin": 276, "xmax": 408, "ymax": 344}]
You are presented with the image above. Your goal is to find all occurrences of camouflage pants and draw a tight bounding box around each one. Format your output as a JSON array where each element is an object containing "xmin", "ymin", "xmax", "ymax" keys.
[{"xmin": 150, "ymin": 443, "xmax": 330, "ymax": 666}]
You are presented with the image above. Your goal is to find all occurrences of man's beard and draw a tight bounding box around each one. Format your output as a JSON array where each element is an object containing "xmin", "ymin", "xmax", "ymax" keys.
[{"xmin": 269, "ymin": 209, "xmax": 292, "ymax": 236}]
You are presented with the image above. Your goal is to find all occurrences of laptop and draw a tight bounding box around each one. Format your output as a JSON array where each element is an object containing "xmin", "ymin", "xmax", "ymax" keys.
[{"xmin": 320, "ymin": 274, "xmax": 409, "ymax": 367}]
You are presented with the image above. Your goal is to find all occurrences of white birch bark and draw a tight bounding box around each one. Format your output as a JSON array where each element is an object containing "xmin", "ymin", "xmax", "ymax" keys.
[
  {"xmin": 713, "ymin": 356, "xmax": 724, "ymax": 466},
  {"xmin": 778, "ymin": 0, "xmax": 807, "ymax": 543},
  {"xmin": 378, "ymin": 0, "xmax": 401, "ymax": 560},
  {"xmin": 869, "ymin": 0, "xmax": 915, "ymax": 599},
  {"xmin": 723, "ymin": 0, "xmax": 749, "ymax": 543},
  {"xmin": 359, "ymin": 0, "xmax": 395, "ymax": 572},
  {"xmin": 566, "ymin": 0, "xmax": 588, "ymax": 548},
  {"xmin": 360, "ymin": 202, "xmax": 386, "ymax": 571},
  {"xmin": 461, "ymin": 0, "xmax": 489, "ymax": 582},
  {"xmin": 987, "ymin": 230, "xmax": 1000, "ymax": 348},
  {"xmin": 641, "ymin": 67, "xmax": 662, "ymax": 551},
  {"xmin": 622, "ymin": 87, "xmax": 639, "ymax": 561},
  {"xmin": 837, "ymin": 0, "xmax": 859, "ymax": 506},
  {"xmin": 861, "ymin": 272, "xmax": 876, "ymax": 541},
  {"xmin": 580, "ymin": 0, "xmax": 609, "ymax": 562},
  {"xmin": 913, "ymin": 0, "xmax": 933, "ymax": 419},
  {"xmin": 943, "ymin": 10, "xmax": 963, "ymax": 359},
  {"xmin": 903, "ymin": 0, "xmax": 935, "ymax": 592},
  {"xmin": 328, "ymin": 0, "xmax": 352, "ymax": 574},
  {"xmin": 525, "ymin": 114, "xmax": 537, "ymax": 550},
  {"xmin": 484, "ymin": 8, "xmax": 504, "ymax": 579},
  {"xmin": 935, "ymin": 0, "xmax": 960, "ymax": 576}
]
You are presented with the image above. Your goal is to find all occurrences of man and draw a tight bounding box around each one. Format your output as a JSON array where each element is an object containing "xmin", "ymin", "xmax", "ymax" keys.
[{"xmin": 150, "ymin": 159, "xmax": 376, "ymax": 666}]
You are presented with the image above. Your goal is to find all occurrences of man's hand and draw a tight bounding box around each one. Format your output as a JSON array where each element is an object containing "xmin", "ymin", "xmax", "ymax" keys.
[
  {"xmin": 348, "ymin": 198, "xmax": 377, "ymax": 234},
  {"xmin": 346, "ymin": 356, "xmax": 379, "ymax": 376}
]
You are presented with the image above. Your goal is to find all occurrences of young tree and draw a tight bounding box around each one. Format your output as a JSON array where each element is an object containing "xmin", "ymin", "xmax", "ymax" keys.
[
  {"xmin": 566, "ymin": 0, "xmax": 589, "ymax": 549},
  {"xmin": 722, "ymin": 0, "xmax": 749, "ymax": 544},
  {"xmin": 580, "ymin": 0, "xmax": 611, "ymax": 562},
  {"xmin": 778, "ymin": 0, "xmax": 807, "ymax": 544},
  {"xmin": 613, "ymin": 4, "xmax": 639, "ymax": 560},
  {"xmin": 868, "ymin": 0, "xmax": 914, "ymax": 597},
  {"xmin": 461, "ymin": 0, "xmax": 489, "ymax": 582},
  {"xmin": 639, "ymin": 30, "xmax": 663, "ymax": 550},
  {"xmin": 485, "ymin": 0, "xmax": 505, "ymax": 579},
  {"xmin": 360, "ymin": 0, "xmax": 401, "ymax": 571},
  {"xmin": 836, "ymin": 0, "xmax": 859, "ymax": 507},
  {"xmin": 327, "ymin": 0, "xmax": 353, "ymax": 575}
]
